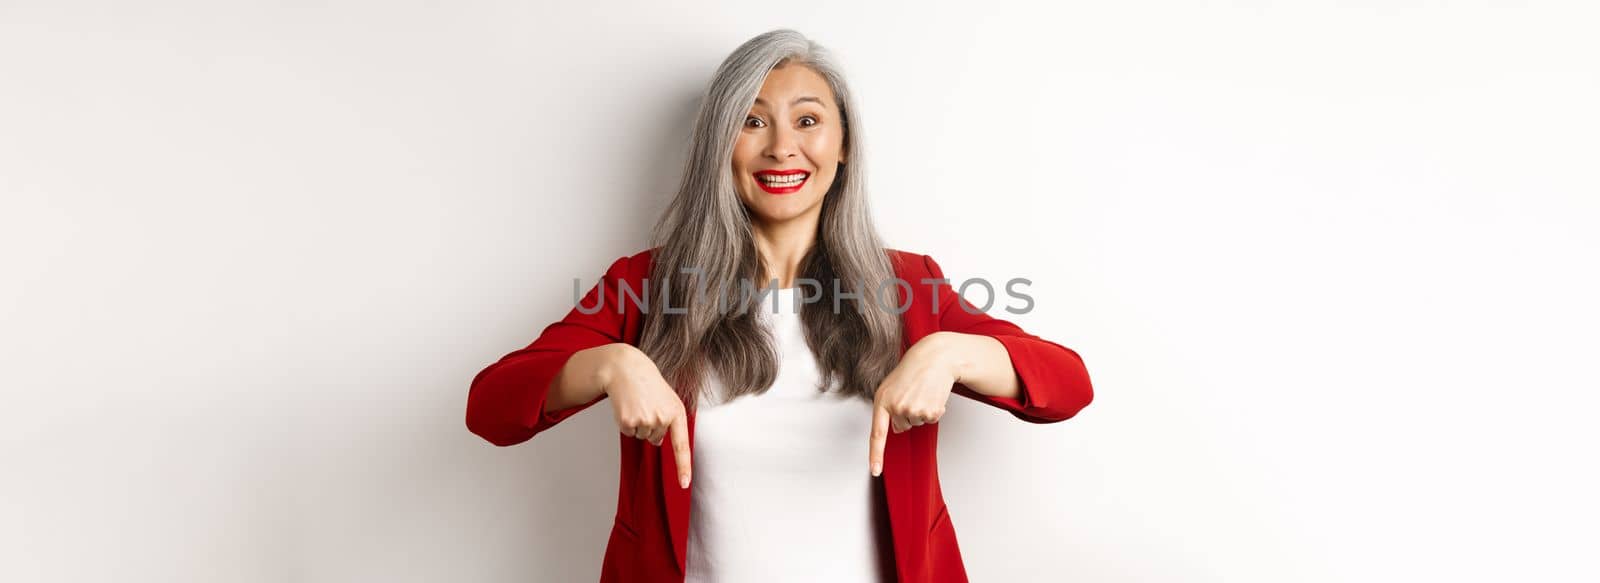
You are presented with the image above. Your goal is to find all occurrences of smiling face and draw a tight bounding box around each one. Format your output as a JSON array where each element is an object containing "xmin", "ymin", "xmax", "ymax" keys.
[{"xmin": 731, "ymin": 63, "xmax": 847, "ymax": 229}]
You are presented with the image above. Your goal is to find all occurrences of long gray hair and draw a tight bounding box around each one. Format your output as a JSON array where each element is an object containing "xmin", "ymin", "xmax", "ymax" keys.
[{"xmin": 640, "ymin": 29, "xmax": 901, "ymax": 410}]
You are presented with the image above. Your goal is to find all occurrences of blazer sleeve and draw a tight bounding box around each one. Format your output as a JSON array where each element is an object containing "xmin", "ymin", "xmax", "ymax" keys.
[
  {"xmin": 923, "ymin": 253, "xmax": 1094, "ymax": 424},
  {"xmin": 465, "ymin": 255, "xmax": 632, "ymax": 446}
]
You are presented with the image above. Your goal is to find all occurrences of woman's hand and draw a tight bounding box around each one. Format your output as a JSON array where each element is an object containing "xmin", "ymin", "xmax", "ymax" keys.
[
  {"xmin": 867, "ymin": 331, "xmax": 963, "ymax": 477},
  {"xmin": 597, "ymin": 344, "xmax": 693, "ymax": 488},
  {"xmin": 867, "ymin": 331, "xmax": 1020, "ymax": 476}
]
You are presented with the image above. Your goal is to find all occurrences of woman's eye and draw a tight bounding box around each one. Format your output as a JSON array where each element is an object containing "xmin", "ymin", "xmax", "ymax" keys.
[
  {"xmin": 745, "ymin": 116, "xmax": 765, "ymax": 128},
  {"xmin": 799, "ymin": 116, "xmax": 818, "ymax": 127}
]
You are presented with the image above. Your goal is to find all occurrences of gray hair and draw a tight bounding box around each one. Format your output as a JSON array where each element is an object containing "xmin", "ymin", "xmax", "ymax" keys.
[{"xmin": 640, "ymin": 29, "xmax": 901, "ymax": 409}]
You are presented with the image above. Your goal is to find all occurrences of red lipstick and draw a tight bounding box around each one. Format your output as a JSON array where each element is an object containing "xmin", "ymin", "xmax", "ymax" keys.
[{"xmin": 752, "ymin": 169, "xmax": 810, "ymax": 195}]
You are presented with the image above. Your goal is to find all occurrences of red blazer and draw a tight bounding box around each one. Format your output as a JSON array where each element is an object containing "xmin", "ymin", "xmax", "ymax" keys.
[{"xmin": 466, "ymin": 248, "xmax": 1094, "ymax": 582}]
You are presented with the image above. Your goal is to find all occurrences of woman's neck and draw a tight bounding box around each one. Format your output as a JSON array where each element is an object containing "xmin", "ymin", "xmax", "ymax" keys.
[{"xmin": 750, "ymin": 215, "xmax": 819, "ymax": 289}]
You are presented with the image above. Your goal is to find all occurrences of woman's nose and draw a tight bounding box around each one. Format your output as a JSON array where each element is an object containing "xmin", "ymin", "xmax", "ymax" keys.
[{"xmin": 764, "ymin": 125, "xmax": 798, "ymax": 159}]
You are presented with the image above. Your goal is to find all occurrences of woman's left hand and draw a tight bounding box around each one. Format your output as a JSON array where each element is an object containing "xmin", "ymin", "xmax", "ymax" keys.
[{"xmin": 868, "ymin": 331, "xmax": 963, "ymax": 477}]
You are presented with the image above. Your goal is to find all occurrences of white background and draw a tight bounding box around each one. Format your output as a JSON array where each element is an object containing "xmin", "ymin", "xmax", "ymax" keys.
[{"xmin": 3, "ymin": 1, "xmax": 1597, "ymax": 581}]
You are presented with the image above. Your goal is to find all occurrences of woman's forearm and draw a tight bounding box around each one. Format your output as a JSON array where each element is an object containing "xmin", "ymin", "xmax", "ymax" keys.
[
  {"xmin": 544, "ymin": 343, "xmax": 628, "ymax": 412},
  {"xmin": 924, "ymin": 331, "xmax": 1022, "ymax": 400}
]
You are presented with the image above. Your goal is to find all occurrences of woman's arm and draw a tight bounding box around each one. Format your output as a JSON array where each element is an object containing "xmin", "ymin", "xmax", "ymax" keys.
[
  {"xmin": 915, "ymin": 331, "xmax": 1021, "ymax": 401},
  {"xmin": 923, "ymin": 253, "xmax": 1094, "ymax": 424},
  {"xmin": 545, "ymin": 343, "xmax": 627, "ymax": 411},
  {"xmin": 465, "ymin": 255, "xmax": 632, "ymax": 446},
  {"xmin": 867, "ymin": 254, "xmax": 1096, "ymax": 474}
]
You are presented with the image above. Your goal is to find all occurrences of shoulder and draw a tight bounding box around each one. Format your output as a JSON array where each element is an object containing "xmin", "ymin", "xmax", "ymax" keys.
[
  {"xmin": 589, "ymin": 247, "xmax": 658, "ymax": 285},
  {"xmin": 884, "ymin": 247, "xmax": 940, "ymax": 280},
  {"xmin": 625, "ymin": 247, "xmax": 657, "ymax": 276}
]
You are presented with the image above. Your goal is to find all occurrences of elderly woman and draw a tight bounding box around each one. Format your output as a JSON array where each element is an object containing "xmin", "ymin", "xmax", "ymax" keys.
[{"xmin": 465, "ymin": 29, "xmax": 1093, "ymax": 583}]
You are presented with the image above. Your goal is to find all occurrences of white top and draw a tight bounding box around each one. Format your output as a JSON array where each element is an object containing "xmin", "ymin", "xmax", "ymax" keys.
[{"xmin": 684, "ymin": 287, "xmax": 891, "ymax": 583}]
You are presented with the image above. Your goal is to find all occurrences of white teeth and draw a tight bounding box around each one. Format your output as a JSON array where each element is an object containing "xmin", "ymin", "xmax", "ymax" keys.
[{"xmin": 758, "ymin": 173, "xmax": 807, "ymax": 185}]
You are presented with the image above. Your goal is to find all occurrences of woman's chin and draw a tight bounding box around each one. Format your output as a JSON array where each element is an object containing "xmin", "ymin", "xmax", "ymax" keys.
[
  {"xmin": 740, "ymin": 195, "xmax": 817, "ymax": 221},
  {"xmin": 751, "ymin": 200, "xmax": 822, "ymax": 223}
]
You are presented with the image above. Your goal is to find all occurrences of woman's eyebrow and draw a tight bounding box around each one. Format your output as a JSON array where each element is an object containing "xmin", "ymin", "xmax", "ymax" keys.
[{"xmin": 753, "ymin": 96, "xmax": 825, "ymax": 108}]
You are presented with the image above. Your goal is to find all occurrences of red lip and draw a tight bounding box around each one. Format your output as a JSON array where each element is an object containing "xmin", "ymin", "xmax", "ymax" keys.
[{"xmin": 752, "ymin": 169, "xmax": 810, "ymax": 195}]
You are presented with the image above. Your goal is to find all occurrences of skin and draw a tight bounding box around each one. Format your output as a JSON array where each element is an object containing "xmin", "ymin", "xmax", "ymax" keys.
[{"xmin": 544, "ymin": 63, "xmax": 1024, "ymax": 489}]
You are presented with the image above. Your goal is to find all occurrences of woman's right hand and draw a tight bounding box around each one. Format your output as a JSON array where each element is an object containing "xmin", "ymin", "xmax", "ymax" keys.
[{"xmin": 598, "ymin": 344, "xmax": 692, "ymax": 488}]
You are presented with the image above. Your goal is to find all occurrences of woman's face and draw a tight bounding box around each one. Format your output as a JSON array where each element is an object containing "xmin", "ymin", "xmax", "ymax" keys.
[{"xmin": 731, "ymin": 63, "xmax": 846, "ymax": 228}]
